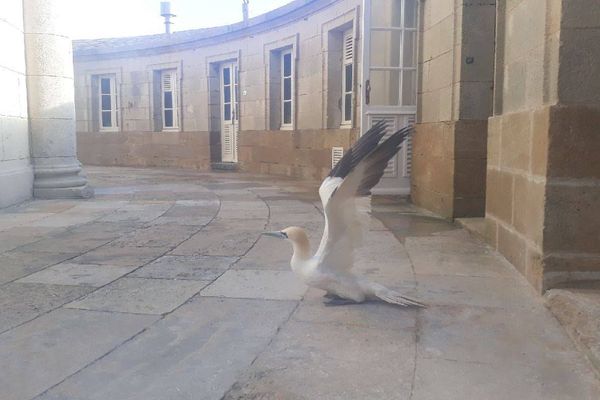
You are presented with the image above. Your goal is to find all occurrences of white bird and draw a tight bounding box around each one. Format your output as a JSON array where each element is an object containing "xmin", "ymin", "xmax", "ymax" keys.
[{"xmin": 264, "ymin": 122, "xmax": 425, "ymax": 307}]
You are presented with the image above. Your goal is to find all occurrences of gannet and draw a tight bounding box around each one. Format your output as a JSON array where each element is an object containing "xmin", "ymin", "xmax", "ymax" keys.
[{"xmin": 264, "ymin": 121, "xmax": 425, "ymax": 307}]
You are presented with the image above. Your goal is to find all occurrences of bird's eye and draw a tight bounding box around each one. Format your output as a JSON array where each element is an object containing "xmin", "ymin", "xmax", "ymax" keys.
[{"xmin": 281, "ymin": 231, "xmax": 288, "ymax": 238}]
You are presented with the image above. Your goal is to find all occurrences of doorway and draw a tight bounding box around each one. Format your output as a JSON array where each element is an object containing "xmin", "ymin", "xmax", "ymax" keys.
[
  {"xmin": 361, "ymin": 0, "xmax": 418, "ymax": 195},
  {"xmin": 219, "ymin": 62, "xmax": 239, "ymax": 163}
]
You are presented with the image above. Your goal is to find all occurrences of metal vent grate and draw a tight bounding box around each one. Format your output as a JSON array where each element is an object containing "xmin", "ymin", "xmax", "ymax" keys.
[{"xmin": 331, "ymin": 147, "xmax": 344, "ymax": 169}]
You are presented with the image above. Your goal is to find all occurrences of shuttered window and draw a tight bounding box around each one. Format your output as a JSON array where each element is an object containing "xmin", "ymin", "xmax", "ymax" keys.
[
  {"xmin": 98, "ymin": 74, "xmax": 118, "ymax": 131},
  {"xmin": 341, "ymin": 29, "xmax": 354, "ymax": 126},
  {"xmin": 281, "ymin": 49, "xmax": 294, "ymax": 128},
  {"xmin": 161, "ymin": 69, "xmax": 178, "ymax": 129}
]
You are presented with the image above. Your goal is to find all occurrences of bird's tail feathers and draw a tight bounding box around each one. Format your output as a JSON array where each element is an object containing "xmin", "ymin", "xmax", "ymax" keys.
[{"xmin": 368, "ymin": 282, "xmax": 426, "ymax": 308}]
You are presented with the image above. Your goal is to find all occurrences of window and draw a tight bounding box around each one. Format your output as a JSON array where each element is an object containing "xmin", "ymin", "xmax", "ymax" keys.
[
  {"xmin": 281, "ymin": 49, "xmax": 293, "ymax": 128},
  {"xmin": 367, "ymin": 0, "xmax": 418, "ymax": 106},
  {"xmin": 222, "ymin": 65, "xmax": 239, "ymax": 122},
  {"xmin": 97, "ymin": 74, "xmax": 118, "ymax": 130},
  {"xmin": 161, "ymin": 69, "xmax": 178, "ymax": 129},
  {"xmin": 341, "ymin": 30, "xmax": 354, "ymax": 126}
]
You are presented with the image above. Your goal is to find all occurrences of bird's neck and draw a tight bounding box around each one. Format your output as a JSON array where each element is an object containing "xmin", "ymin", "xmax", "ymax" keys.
[{"xmin": 290, "ymin": 235, "xmax": 311, "ymax": 262}]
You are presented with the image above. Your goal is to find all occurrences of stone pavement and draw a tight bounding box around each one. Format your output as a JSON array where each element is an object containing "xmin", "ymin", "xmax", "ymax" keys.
[{"xmin": 1, "ymin": 166, "xmax": 599, "ymax": 400}]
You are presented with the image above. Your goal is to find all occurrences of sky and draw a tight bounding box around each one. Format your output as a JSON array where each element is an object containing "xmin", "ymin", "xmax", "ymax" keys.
[{"xmin": 67, "ymin": 0, "xmax": 294, "ymax": 39}]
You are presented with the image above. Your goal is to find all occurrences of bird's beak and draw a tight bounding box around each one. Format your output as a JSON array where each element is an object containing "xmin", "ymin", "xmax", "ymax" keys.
[{"xmin": 262, "ymin": 231, "xmax": 286, "ymax": 239}]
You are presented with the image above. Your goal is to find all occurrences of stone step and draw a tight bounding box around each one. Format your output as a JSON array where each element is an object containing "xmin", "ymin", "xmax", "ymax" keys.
[
  {"xmin": 455, "ymin": 217, "xmax": 487, "ymax": 242},
  {"xmin": 211, "ymin": 162, "xmax": 239, "ymax": 171},
  {"xmin": 545, "ymin": 284, "xmax": 600, "ymax": 378}
]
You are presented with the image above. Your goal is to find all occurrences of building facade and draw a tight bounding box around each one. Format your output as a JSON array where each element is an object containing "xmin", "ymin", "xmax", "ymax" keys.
[{"xmin": 73, "ymin": 0, "xmax": 417, "ymax": 195}]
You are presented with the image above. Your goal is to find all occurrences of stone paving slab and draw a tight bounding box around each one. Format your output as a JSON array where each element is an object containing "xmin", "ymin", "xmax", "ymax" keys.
[
  {"xmin": 0, "ymin": 282, "xmax": 93, "ymax": 333},
  {"xmin": 65, "ymin": 277, "xmax": 208, "ymax": 315},
  {"xmin": 110, "ymin": 224, "xmax": 199, "ymax": 248},
  {"xmin": 232, "ymin": 236, "xmax": 293, "ymax": 270},
  {"xmin": 418, "ymin": 304, "xmax": 576, "ymax": 365},
  {"xmin": 17, "ymin": 263, "xmax": 136, "ymax": 287},
  {"xmin": 37, "ymin": 298, "xmax": 296, "ymax": 400},
  {"xmin": 410, "ymin": 273, "xmax": 539, "ymax": 309},
  {"xmin": 412, "ymin": 354, "xmax": 600, "ymax": 400},
  {"xmin": 71, "ymin": 244, "xmax": 167, "ymax": 267},
  {"xmin": 14, "ymin": 236, "xmax": 112, "ymax": 254},
  {"xmin": 0, "ymin": 212, "xmax": 55, "ymax": 231},
  {"xmin": 0, "ymin": 226, "xmax": 58, "ymax": 253},
  {"xmin": 0, "ymin": 308, "xmax": 158, "ymax": 400},
  {"xmin": 130, "ymin": 255, "xmax": 237, "ymax": 280},
  {"xmin": 406, "ymin": 233, "xmax": 516, "ymax": 278},
  {"xmin": 172, "ymin": 227, "xmax": 261, "ymax": 257},
  {"xmin": 0, "ymin": 250, "xmax": 79, "ymax": 284},
  {"xmin": 201, "ymin": 269, "xmax": 308, "ymax": 300},
  {"xmin": 222, "ymin": 319, "xmax": 415, "ymax": 400}
]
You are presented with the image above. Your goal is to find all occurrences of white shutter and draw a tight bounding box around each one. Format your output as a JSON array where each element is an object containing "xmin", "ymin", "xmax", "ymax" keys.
[
  {"xmin": 369, "ymin": 116, "xmax": 398, "ymax": 177},
  {"xmin": 331, "ymin": 147, "xmax": 344, "ymax": 169},
  {"xmin": 161, "ymin": 71, "xmax": 174, "ymax": 92},
  {"xmin": 404, "ymin": 114, "xmax": 415, "ymax": 176},
  {"xmin": 222, "ymin": 124, "xmax": 234, "ymax": 161},
  {"xmin": 343, "ymin": 30, "xmax": 353, "ymax": 63}
]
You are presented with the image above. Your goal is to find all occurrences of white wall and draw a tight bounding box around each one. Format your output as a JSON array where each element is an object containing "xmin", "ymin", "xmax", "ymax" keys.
[{"xmin": 0, "ymin": 0, "xmax": 33, "ymax": 207}]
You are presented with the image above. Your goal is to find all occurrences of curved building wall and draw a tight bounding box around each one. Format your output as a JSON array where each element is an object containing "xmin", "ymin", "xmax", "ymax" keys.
[{"xmin": 73, "ymin": 0, "xmax": 362, "ymax": 180}]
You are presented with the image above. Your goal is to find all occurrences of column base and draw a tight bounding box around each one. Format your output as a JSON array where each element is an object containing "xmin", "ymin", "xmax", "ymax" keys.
[{"xmin": 32, "ymin": 162, "xmax": 94, "ymax": 199}]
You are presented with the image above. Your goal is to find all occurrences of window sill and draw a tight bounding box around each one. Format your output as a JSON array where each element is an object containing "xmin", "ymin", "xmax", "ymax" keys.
[
  {"xmin": 161, "ymin": 128, "xmax": 181, "ymax": 133},
  {"xmin": 279, "ymin": 125, "xmax": 294, "ymax": 131},
  {"xmin": 339, "ymin": 123, "xmax": 353, "ymax": 129},
  {"xmin": 99, "ymin": 128, "xmax": 120, "ymax": 133}
]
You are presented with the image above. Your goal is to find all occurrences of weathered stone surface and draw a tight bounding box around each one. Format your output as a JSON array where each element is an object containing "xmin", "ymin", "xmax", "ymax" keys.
[
  {"xmin": 0, "ymin": 308, "xmax": 157, "ymax": 400},
  {"xmin": 110, "ymin": 224, "xmax": 199, "ymax": 248},
  {"xmin": 201, "ymin": 270, "xmax": 307, "ymax": 300},
  {"xmin": 233, "ymin": 236, "xmax": 293, "ymax": 270},
  {"xmin": 17, "ymin": 263, "xmax": 135, "ymax": 287},
  {"xmin": 71, "ymin": 244, "xmax": 166, "ymax": 267},
  {"xmin": 131, "ymin": 255, "xmax": 237, "ymax": 280},
  {"xmin": 419, "ymin": 304, "xmax": 576, "ymax": 364},
  {"xmin": 0, "ymin": 250, "xmax": 77, "ymax": 284},
  {"xmin": 172, "ymin": 226, "xmax": 260, "ymax": 257},
  {"xmin": 38, "ymin": 298, "xmax": 296, "ymax": 400},
  {"xmin": 546, "ymin": 287, "xmax": 600, "ymax": 375},
  {"xmin": 0, "ymin": 282, "xmax": 92, "ymax": 333},
  {"xmin": 223, "ymin": 320, "xmax": 415, "ymax": 400},
  {"xmin": 65, "ymin": 277, "xmax": 207, "ymax": 314},
  {"xmin": 0, "ymin": 226, "xmax": 56, "ymax": 252},
  {"xmin": 412, "ymin": 353, "xmax": 600, "ymax": 400},
  {"xmin": 413, "ymin": 273, "xmax": 537, "ymax": 309},
  {"xmin": 405, "ymin": 234, "xmax": 515, "ymax": 278}
]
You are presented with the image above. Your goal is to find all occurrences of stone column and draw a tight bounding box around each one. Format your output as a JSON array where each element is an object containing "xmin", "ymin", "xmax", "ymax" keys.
[
  {"xmin": 23, "ymin": 0, "xmax": 92, "ymax": 198},
  {"xmin": 411, "ymin": 0, "xmax": 496, "ymax": 218}
]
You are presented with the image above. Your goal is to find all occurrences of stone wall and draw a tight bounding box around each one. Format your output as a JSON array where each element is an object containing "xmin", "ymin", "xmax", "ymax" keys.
[
  {"xmin": 486, "ymin": 0, "xmax": 600, "ymax": 291},
  {"xmin": 238, "ymin": 128, "xmax": 357, "ymax": 180},
  {"xmin": 0, "ymin": 0, "xmax": 33, "ymax": 207},
  {"xmin": 73, "ymin": 0, "xmax": 362, "ymax": 180},
  {"xmin": 76, "ymin": 131, "xmax": 211, "ymax": 170},
  {"xmin": 411, "ymin": 0, "xmax": 495, "ymax": 218}
]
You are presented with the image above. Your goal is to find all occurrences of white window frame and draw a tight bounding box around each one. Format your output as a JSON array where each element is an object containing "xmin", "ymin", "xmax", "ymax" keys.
[
  {"xmin": 98, "ymin": 74, "xmax": 118, "ymax": 131},
  {"xmin": 341, "ymin": 29, "xmax": 354, "ymax": 127},
  {"xmin": 280, "ymin": 49, "xmax": 294, "ymax": 130},
  {"xmin": 161, "ymin": 69, "xmax": 179, "ymax": 130}
]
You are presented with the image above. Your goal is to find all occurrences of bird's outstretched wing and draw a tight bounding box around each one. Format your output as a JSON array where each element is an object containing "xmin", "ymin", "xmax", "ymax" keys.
[{"xmin": 315, "ymin": 122, "xmax": 413, "ymax": 273}]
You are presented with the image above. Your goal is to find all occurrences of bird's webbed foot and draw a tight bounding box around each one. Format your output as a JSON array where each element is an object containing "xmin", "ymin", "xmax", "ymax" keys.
[
  {"xmin": 323, "ymin": 292, "xmax": 344, "ymax": 300},
  {"xmin": 324, "ymin": 297, "xmax": 358, "ymax": 307}
]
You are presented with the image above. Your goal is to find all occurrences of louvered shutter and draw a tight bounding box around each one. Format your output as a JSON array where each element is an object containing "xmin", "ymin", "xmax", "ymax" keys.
[{"xmin": 331, "ymin": 147, "xmax": 344, "ymax": 169}]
